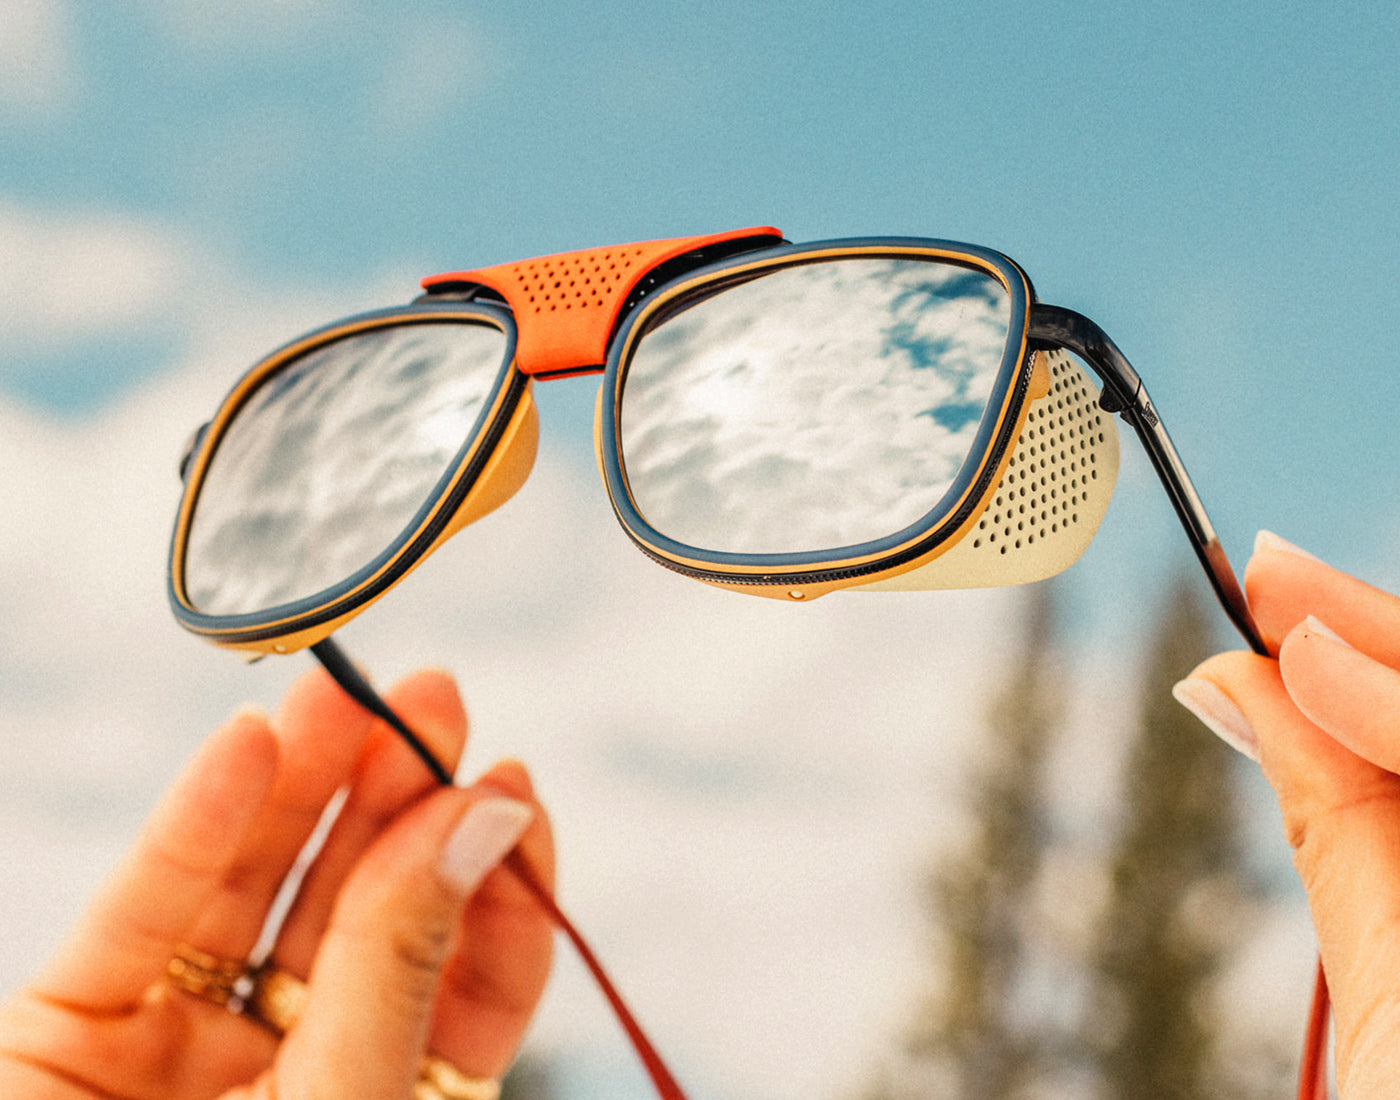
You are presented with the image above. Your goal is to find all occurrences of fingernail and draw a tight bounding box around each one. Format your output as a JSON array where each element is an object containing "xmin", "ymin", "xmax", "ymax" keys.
[
  {"xmin": 1255, "ymin": 529, "xmax": 1323, "ymax": 563},
  {"xmin": 1303, "ymin": 615, "xmax": 1353, "ymax": 649},
  {"xmin": 1172, "ymin": 677, "xmax": 1260, "ymax": 762},
  {"xmin": 439, "ymin": 798, "xmax": 534, "ymax": 896}
]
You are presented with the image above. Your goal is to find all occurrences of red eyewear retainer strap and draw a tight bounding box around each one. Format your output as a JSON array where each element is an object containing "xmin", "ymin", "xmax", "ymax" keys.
[
  {"xmin": 505, "ymin": 850, "xmax": 689, "ymax": 1100},
  {"xmin": 515, "ymin": 862, "xmax": 1329, "ymax": 1100},
  {"xmin": 311, "ymin": 589, "xmax": 1335, "ymax": 1100},
  {"xmin": 1298, "ymin": 959, "xmax": 1330, "ymax": 1100},
  {"xmin": 310, "ymin": 638, "xmax": 692, "ymax": 1100}
]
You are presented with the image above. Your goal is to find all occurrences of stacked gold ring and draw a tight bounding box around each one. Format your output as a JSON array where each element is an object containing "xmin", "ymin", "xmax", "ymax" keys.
[{"xmin": 167, "ymin": 944, "xmax": 500, "ymax": 1100}]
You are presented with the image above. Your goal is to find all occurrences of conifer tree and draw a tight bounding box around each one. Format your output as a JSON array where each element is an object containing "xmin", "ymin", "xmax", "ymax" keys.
[
  {"xmin": 869, "ymin": 574, "xmax": 1281, "ymax": 1100},
  {"xmin": 885, "ymin": 582, "xmax": 1065, "ymax": 1100},
  {"xmin": 1088, "ymin": 574, "xmax": 1257, "ymax": 1099},
  {"xmin": 501, "ymin": 1052, "xmax": 556, "ymax": 1100}
]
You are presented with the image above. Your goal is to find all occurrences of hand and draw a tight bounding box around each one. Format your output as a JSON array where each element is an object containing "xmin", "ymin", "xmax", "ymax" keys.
[
  {"xmin": 0, "ymin": 667, "xmax": 554, "ymax": 1098},
  {"xmin": 1173, "ymin": 531, "xmax": 1400, "ymax": 1098}
]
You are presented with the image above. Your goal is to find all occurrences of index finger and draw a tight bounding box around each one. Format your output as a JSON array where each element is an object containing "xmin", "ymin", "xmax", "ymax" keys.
[
  {"xmin": 430, "ymin": 761, "xmax": 556, "ymax": 1079},
  {"xmin": 1246, "ymin": 531, "xmax": 1400, "ymax": 665},
  {"xmin": 29, "ymin": 711, "xmax": 279, "ymax": 1010}
]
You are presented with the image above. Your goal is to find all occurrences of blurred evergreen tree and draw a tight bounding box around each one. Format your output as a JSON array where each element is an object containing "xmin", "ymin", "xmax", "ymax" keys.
[
  {"xmin": 867, "ymin": 574, "xmax": 1285, "ymax": 1100},
  {"xmin": 876, "ymin": 582, "xmax": 1066, "ymax": 1100},
  {"xmin": 501, "ymin": 1052, "xmax": 557, "ymax": 1100},
  {"xmin": 1087, "ymin": 575, "xmax": 1262, "ymax": 1099}
]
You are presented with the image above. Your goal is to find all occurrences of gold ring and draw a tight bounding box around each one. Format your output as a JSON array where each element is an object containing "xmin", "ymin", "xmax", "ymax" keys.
[
  {"xmin": 166, "ymin": 943, "xmax": 255, "ymax": 1010},
  {"xmin": 244, "ymin": 963, "xmax": 308, "ymax": 1036},
  {"xmin": 417, "ymin": 1055, "xmax": 503, "ymax": 1100},
  {"xmin": 244, "ymin": 963, "xmax": 499, "ymax": 1100}
]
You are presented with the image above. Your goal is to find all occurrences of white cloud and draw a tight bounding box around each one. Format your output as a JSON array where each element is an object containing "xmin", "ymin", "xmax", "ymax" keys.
[
  {"xmin": 0, "ymin": 336, "xmax": 1016, "ymax": 1100},
  {"xmin": 365, "ymin": 14, "xmax": 498, "ymax": 138},
  {"xmin": 0, "ymin": 201, "xmax": 190, "ymax": 351},
  {"xmin": 130, "ymin": 0, "xmax": 347, "ymax": 52},
  {"xmin": 0, "ymin": 192, "xmax": 429, "ymax": 412},
  {"xmin": 0, "ymin": 0, "xmax": 79, "ymax": 122},
  {"xmin": 0, "ymin": 276, "xmax": 1316, "ymax": 1100}
]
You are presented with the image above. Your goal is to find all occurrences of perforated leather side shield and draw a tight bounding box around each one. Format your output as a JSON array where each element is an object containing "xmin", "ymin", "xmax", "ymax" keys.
[{"xmin": 858, "ymin": 350, "xmax": 1119, "ymax": 590}]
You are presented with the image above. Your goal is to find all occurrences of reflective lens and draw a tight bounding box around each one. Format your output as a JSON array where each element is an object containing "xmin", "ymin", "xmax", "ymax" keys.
[
  {"xmin": 184, "ymin": 320, "xmax": 508, "ymax": 617},
  {"xmin": 618, "ymin": 257, "xmax": 1014, "ymax": 555}
]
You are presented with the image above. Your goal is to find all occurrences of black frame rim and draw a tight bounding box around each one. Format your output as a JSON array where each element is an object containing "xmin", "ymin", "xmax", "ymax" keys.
[
  {"xmin": 168, "ymin": 301, "xmax": 524, "ymax": 646},
  {"xmin": 598, "ymin": 237, "xmax": 1037, "ymax": 587}
]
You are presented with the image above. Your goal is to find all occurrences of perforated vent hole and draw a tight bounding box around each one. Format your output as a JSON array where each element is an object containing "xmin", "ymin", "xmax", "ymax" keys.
[
  {"xmin": 969, "ymin": 352, "xmax": 1108, "ymax": 555},
  {"xmin": 511, "ymin": 248, "xmax": 650, "ymax": 313}
]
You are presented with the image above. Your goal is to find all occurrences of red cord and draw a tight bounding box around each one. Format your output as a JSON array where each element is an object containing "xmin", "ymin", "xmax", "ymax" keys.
[
  {"xmin": 342, "ymin": 652, "xmax": 1328, "ymax": 1100},
  {"xmin": 511, "ymin": 846, "xmax": 1334, "ymax": 1100},
  {"xmin": 1297, "ymin": 957, "xmax": 1330, "ymax": 1100},
  {"xmin": 512, "ymin": 847, "xmax": 1333, "ymax": 1100},
  {"xmin": 505, "ymin": 850, "xmax": 691, "ymax": 1100},
  {"xmin": 315, "ymin": 651, "xmax": 691, "ymax": 1100}
]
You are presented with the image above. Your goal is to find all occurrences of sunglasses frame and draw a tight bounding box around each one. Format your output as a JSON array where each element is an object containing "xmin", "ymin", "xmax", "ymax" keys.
[
  {"xmin": 168, "ymin": 230, "xmax": 1264, "ymax": 657},
  {"xmin": 168, "ymin": 300, "xmax": 537, "ymax": 652},
  {"xmin": 598, "ymin": 238, "xmax": 1041, "ymax": 595},
  {"xmin": 1024, "ymin": 302, "xmax": 1260, "ymax": 649}
]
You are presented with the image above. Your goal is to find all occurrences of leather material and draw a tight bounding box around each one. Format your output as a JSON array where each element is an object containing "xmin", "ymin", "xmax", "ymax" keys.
[{"xmin": 423, "ymin": 228, "xmax": 784, "ymax": 377}]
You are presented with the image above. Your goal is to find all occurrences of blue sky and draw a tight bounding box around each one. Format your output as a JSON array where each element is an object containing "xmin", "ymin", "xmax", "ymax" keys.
[
  {"xmin": 4, "ymin": 1, "xmax": 1398, "ymax": 596},
  {"xmin": 1, "ymin": 4, "xmax": 1394, "ymax": 1097}
]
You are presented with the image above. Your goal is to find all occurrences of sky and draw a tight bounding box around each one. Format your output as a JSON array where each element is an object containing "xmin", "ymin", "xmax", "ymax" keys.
[{"xmin": 2, "ymin": 3, "xmax": 1397, "ymax": 1098}]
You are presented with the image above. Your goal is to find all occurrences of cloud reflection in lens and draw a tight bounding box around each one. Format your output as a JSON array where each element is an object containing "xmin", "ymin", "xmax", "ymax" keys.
[
  {"xmin": 184, "ymin": 320, "xmax": 507, "ymax": 617},
  {"xmin": 619, "ymin": 258, "xmax": 1012, "ymax": 555}
]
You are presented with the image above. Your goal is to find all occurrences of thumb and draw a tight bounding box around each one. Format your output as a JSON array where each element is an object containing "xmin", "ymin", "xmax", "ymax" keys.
[
  {"xmin": 276, "ymin": 789, "xmax": 535, "ymax": 1096},
  {"xmin": 1175, "ymin": 646, "xmax": 1400, "ymax": 1095}
]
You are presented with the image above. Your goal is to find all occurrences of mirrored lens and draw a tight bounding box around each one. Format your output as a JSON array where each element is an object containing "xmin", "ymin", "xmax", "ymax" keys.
[
  {"xmin": 618, "ymin": 257, "xmax": 1014, "ymax": 555},
  {"xmin": 184, "ymin": 320, "xmax": 508, "ymax": 617}
]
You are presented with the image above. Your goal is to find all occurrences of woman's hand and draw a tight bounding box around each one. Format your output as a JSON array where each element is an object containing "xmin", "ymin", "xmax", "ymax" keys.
[
  {"xmin": 0, "ymin": 666, "xmax": 554, "ymax": 1098},
  {"xmin": 1173, "ymin": 531, "xmax": 1400, "ymax": 1098}
]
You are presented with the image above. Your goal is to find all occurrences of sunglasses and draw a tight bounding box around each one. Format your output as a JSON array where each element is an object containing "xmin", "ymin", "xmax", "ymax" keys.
[
  {"xmin": 169, "ymin": 227, "xmax": 1332, "ymax": 1100},
  {"xmin": 169, "ymin": 226, "xmax": 1262, "ymax": 654}
]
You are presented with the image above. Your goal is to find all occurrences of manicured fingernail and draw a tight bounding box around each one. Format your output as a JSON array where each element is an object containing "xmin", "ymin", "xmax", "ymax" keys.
[
  {"xmin": 1303, "ymin": 615, "xmax": 1353, "ymax": 649},
  {"xmin": 439, "ymin": 798, "xmax": 534, "ymax": 896},
  {"xmin": 1255, "ymin": 530, "xmax": 1323, "ymax": 563},
  {"xmin": 1172, "ymin": 678, "xmax": 1260, "ymax": 762}
]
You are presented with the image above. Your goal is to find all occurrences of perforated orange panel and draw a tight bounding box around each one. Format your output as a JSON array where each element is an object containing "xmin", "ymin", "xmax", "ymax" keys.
[{"xmin": 422, "ymin": 227, "xmax": 784, "ymax": 376}]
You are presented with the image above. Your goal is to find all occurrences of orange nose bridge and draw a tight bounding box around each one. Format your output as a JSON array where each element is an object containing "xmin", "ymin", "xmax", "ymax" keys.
[{"xmin": 422, "ymin": 226, "xmax": 783, "ymax": 377}]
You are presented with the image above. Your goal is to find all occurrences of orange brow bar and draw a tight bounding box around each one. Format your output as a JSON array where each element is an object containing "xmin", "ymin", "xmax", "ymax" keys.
[{"xmin": 421, "ymin": 227, "xmax": 783, "ymax": 376}]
